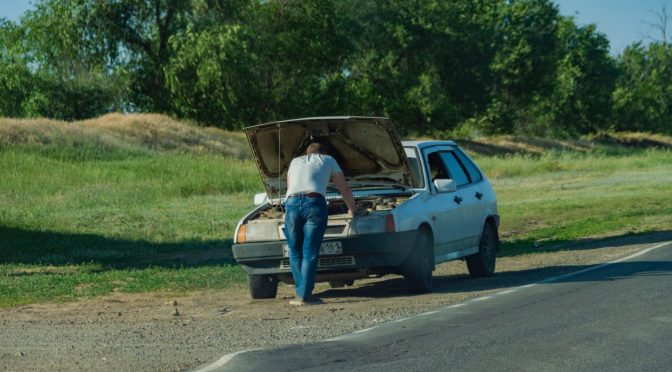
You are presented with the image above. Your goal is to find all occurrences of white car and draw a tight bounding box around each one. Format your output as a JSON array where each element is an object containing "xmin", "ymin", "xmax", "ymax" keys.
[{"xmin": 232, "ymin": 117, "xmax": 500, "ymax": 299}]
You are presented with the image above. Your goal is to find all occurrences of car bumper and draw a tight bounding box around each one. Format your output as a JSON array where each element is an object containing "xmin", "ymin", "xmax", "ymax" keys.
[{"xmin": 232, "ymin": 230, "xmax": 417, "ymax": 276}]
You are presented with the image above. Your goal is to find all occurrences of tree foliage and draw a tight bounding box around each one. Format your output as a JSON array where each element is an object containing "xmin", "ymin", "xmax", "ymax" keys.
[
  {"xmin": 1, "ymin": 0, "xmax": 671, "ymax": 136},
  {"xmin": 613, "ymin": 42, "xmax": 672, "ymax": 133}
]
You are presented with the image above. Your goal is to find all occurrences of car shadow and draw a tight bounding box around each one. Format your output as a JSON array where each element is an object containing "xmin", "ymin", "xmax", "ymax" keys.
[
  {"xmin": 319, "ymin": 260, "xmax": 672, "ymax": 300},
  {"xmin": 319, "ymin": 231, "xmax": 672, "ymax": 299},
  {"xmin": 317, "ymin": 265, "xmax": 582, "ymax": 299}
]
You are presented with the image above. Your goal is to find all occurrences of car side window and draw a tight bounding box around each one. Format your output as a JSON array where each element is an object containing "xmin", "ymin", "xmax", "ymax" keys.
[
  {"xmin": 427, "ymin": 152, "xmax": 450, "ymax": 181},
  {"xmin": 454, "ymin": 149, "xmax": 483, "ymax": 183},
  {"xmin": 439, "ymin": 152, "xmax": 470, "ymax": 187}
]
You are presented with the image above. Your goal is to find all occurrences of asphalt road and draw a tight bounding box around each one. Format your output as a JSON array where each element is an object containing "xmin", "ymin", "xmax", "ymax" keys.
[{"xmin": 205, "ymin": 242, "xmax": 672, "ymax": 372}]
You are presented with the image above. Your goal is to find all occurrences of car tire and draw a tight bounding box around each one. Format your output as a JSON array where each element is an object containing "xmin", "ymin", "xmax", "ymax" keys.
[
  {"xmin": 466, "ymin": 222, "xmax": 499, "ymax": 278},
  {"xmin": 402, "ymin": 229, "xmax": 434, "ymax": 293},
  {"xmin": 248, "ymin": 274, "xmax": 278, "ymax": 299},
  {"xmin": 328, "ymin": 280, "xmax": 354, "ymax": 288}
]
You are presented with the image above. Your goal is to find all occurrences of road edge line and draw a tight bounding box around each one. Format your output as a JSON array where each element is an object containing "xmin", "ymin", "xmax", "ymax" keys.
[
  {"xmin": 193, "ymin": 349, "xmax": 260, "ymax": 372},
  {"xmin": 537, "ymin": 240, "xmax": 672, "ymax": 285}
]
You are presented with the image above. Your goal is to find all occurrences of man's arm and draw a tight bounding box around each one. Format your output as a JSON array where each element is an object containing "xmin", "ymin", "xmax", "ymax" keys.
[{"xmin": 331, "ymin": 172, "xmax": 357, "ymax": 216}]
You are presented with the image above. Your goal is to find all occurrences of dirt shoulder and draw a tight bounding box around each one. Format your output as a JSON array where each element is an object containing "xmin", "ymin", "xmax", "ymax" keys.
[{"xmin": 1, "ymin": 233, "xmax": 670, "ymax": 372}]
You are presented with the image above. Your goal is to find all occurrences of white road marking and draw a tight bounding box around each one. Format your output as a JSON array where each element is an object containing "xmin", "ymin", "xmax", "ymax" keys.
[
  {"xmin": 537, "ymin": 241, "xmax": 670, "ymax": 285},
  {"xmin": 389, "ymin": 317, "xmax": 411, "ymax": 323},
  {"xmin": 195, "ymin": 349, "xmax": 260, "ymax": 372},
  {"xmin": 194, "ymin": 240, "xmax": 672, "ymax": 371},
  {"xmin": 419, "ymin": 310, "xmax": 440, "ymax": 316},
  {"xmin": 325, "ymin": 335, "xmax": 348, "ymax": 342},
  {"xmin": 353, "ymin": 326, "xmax": 376, "ymax": 334},
  {"xmin": 445, "ymin": 303, "xmax": 466, "ymax": 309}
]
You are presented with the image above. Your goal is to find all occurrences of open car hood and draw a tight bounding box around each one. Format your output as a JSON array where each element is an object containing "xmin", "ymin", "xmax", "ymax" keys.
[{"xmin": 244, "ymin": 117, "xmax": 414, "ymax": 199}]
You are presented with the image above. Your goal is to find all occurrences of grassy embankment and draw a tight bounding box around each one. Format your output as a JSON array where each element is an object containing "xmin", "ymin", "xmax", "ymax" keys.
[{"xmin": 1, "ymin": 114, "xmax": 671, "ymax": 307}]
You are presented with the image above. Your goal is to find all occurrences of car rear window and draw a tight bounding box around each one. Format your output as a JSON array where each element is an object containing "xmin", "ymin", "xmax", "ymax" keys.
[
  {"xmin": 439, "ymin": 152, "xmax": 470, "ymax": 187},
  {"xmin": 454, "ymin": 149, "xmax": 483, "ymax": 183}
]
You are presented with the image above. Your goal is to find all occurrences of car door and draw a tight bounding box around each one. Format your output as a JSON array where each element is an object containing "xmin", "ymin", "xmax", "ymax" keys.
[
  {"xmin": 454, "ymin": 149, "xmax": 490, "ymax": 245},
  {"xmin": 445, "ymin": 150, "xmax": 484, "ymax": 249},
  {"xmin": 424, "ymin": 150, "xmax": 468, "ymax": 259},
  {"xmin": 436, "ymin": 151, "xmax": 478, "ymax": 249}
]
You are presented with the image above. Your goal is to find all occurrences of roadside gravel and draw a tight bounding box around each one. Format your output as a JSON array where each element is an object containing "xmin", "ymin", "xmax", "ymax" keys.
[{"xmin": 1, "ymin": 234, "xmax": 668, "ymax": 372}]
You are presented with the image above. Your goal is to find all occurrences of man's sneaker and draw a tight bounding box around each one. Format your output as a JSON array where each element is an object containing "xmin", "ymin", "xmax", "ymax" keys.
[
  {"xmin": 289, "ymin": 296, "xmax": 324, "ymax": 306},
  {"xmin": 289, "ymin": 298, "xmax": 304, "ymax": 306}
]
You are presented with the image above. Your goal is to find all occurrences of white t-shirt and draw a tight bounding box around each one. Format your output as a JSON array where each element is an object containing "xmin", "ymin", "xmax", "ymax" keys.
[{"xmin": 286, "ymin": 154, "xmax": 342, "ymax": 197}]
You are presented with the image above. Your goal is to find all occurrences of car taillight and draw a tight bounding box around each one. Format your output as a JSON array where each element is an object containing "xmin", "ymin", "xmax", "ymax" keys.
[
  {"xmin": 385, "ymin": 214, "xmax": 395, "ymax": 233},
  {"xmin": 236, "ymin": 224, "xmax": 247, "ymax": 243}
]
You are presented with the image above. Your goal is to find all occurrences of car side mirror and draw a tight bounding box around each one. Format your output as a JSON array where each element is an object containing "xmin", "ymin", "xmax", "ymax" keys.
[
  {"xmin": 253, "ymin": 192, "xmax": 269, "ymax": 205},
  {"xmin": 433, "ymin": 179, "xmax": 457, "ymax": 193}
]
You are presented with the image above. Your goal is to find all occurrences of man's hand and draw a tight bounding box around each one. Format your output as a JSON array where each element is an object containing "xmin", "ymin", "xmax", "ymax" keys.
[
  {"xmin": 349, "ymin": 207, "xmax": 369, "ymax": 217},
  {"xmin": 332, "ymin": 172, "xmax": 358, "ymax": 215}
]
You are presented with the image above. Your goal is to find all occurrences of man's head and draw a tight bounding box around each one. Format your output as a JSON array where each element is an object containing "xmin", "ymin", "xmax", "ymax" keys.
[{"xmin": 306, "ymin": 141, "xmax": 329, "ymax": 155}]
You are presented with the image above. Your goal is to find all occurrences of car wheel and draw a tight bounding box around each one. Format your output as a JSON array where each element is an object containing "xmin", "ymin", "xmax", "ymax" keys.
[
  {"xmin": 248, "ymin": 274, "xmax": 278, "ymax": 299},
  {"xmin": 402, "ymin": 229, "xmax": 434, "ymax": 293},
  {"xmin": 328, "ymin": 280, "xmax": 354, "ymax": 288},
  {"xmin": 466, "ymin": 222, "xmax": 498, "ymax": 278}
]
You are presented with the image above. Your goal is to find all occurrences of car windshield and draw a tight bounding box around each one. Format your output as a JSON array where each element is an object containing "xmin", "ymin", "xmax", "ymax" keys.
[{"xmin": 404, "ymin": 147, "xmax": 425, "ymax": 188}]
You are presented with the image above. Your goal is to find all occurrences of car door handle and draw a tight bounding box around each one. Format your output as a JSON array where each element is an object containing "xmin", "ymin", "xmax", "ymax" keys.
[
  {"xmin": 475, "ymin": 192, "xmax": 483, "ymax": 200},
  {"xmin": 453, "ymin": 196, "xmax": 463, "ymax": 204}
]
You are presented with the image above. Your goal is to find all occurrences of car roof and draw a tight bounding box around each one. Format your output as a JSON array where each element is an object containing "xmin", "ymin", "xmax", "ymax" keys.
[{"xmin": 401, "ymin": 140, "xmax": 458, "ymax": 149}]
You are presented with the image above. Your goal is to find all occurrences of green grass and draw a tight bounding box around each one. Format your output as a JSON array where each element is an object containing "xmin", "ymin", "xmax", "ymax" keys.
[
  {"xmin": 0, "ymin": 264, "xmax": 245, "ymax": 308},
  {"xmin": 475, "ymin": 149, "xmax": 672, "ymax": 255},
  {"xmin": 1, "ymin": 118, "xmax": 671, "ymax": 307},
  {"xmin": 1, "ymin": 144, "xmax": 257, "ymax": 306}
]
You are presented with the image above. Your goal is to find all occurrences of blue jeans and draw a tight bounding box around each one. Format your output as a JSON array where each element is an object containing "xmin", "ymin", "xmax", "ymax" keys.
[{"xmin": 284, "ymin": 195, "xmax": 328, "ymax": 300}]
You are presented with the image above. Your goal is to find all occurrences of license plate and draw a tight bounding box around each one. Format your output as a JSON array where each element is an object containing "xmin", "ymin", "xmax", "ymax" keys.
[{"xmin": 283, "ymin": 241, "xmax": 343, "ymax": 257}]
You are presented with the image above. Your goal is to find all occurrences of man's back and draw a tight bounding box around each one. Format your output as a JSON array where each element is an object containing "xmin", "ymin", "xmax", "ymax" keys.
[{"xmin": 286, "ymin": 154, "xmax": 341, "ymax": 197}]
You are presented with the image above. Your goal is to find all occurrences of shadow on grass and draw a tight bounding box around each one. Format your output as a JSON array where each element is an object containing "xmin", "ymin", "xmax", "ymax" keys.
[
  {"xmin": 0, "ymin": 226, "xmax": 236, "ymax": 269},
  {"xmin": 319, "ymin": 230, "xmax": 672, "ymax": 300},
  {"xmin": 591, "ymin": 133, "xmax": 672, "ymax": 149},
  {"xmin": 457, "ymin": 134, "xmax": 672, "ymax": 157},
  {"xmin": 457, "ymin": 140, "xmax": 528, "ymax": 156},
  {"xmin": 500, "ymin": 230, "xmax": 672, "ymax": 257}
]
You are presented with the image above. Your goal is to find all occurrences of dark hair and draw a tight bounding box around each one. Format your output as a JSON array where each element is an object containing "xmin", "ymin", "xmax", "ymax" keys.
[{"xmin": 306, "ymin": 142, "xmax": 328, "ymax": 155}]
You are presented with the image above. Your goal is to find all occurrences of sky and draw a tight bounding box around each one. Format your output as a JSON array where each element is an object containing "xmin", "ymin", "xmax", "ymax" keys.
[
  {"xmin": 555, "ymin": 0, "xmax": 669, "ymax": 54},
  {"xmin": 0, "ymin": 0, "xmax": 669, "ymax": 55}
]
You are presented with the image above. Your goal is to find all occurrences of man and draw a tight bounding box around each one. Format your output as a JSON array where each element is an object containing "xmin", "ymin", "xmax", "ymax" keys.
[{"xmin": 284, "ymin": 142, "xmax": 357, "ymax": 305}]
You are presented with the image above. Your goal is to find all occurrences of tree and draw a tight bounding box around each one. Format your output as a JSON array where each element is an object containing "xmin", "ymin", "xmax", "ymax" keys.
[
  {"xmin": 91, "ymin": 0, "xmax": 191, "ymax": 112},
  {"xmin": 524, "ymin": 18, "xmax": 617, "ymax": 137},
  {"xmin": 0, "ymin": 19, "xmax": 33, "ymax": 117},
  {"xmin": 16, "ymin": 0, "xmax": 123, "ymax": 119},
  {"xmin": 613, "ymin": 42, "xmax": 672, "ymax": 133},
  {"xmin": 342, "ymin": 0, "xmax": 502, "ymax": 135},
  {"xmin": 251, "ymin": 0, "xmax": 353, "ymax": 122},
  {"xmin": 165, "ymin": 21, "xmax": 257, "ymax": 129},
  {"xmin": 644, "ymin": 5, "xmax": 671, "ymax": 45},
  {"xmin": 483, "ymin": 0, "xmax": 560, "ymax": 134}
]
